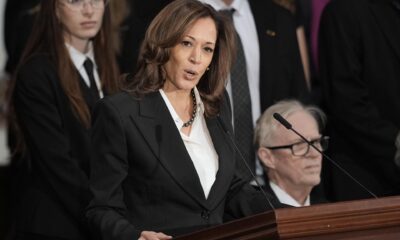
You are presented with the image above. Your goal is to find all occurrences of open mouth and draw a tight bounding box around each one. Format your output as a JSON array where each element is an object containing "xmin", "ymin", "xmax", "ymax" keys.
[{"xmin": 184, "ymin": 69, "xmax": 198, "ymax": 79}]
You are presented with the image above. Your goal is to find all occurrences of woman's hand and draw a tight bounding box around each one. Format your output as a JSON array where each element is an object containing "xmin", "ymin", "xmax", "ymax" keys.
[{"xmin": 138, "ymin": 231, "xmax": 173, "ymax": 240}]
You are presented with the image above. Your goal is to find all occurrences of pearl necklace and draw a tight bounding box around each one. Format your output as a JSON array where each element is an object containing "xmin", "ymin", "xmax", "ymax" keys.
[{"xmin": 182, "ymin": 89, "xmax": 197, "ymax": 128}]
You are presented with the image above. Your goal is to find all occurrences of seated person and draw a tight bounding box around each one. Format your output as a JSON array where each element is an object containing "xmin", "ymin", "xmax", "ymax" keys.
[{"xmin": 254, "ymin": 100, "xmax": 328, "ymax": 207}]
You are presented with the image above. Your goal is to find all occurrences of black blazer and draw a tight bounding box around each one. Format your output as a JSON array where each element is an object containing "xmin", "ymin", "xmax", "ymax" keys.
[
  {"xmin": 319, "ymin": 0, "xmax": 400, "ymax": 200},
  {"xmin": 13, "ymin": 54, "xmax": 93, "ymax": 239},
  {"xmin": 249, "ymin": 0, "xmax": 309, "ymax": 111},
  {"xmin": 87, "ymin": 91, "xmax": 280, "ymax": 240}
]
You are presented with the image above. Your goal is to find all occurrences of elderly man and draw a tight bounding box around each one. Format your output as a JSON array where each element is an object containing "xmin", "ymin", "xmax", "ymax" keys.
[{"xmin": 254, "ymin": 100, "xmax": 327, "ymax": 207}]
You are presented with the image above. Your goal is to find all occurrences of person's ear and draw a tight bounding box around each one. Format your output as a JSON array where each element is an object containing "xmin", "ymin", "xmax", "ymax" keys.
[{"xmin": 257, "ymin": 147, "xmax": 276, "ymax": 169}]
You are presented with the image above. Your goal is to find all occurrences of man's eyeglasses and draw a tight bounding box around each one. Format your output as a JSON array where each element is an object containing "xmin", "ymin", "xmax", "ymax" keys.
[
  {"xmin": 264, "ymin": 136, "xmax": 329, "ymax": 157},
  {"xmin": 60, "ymin": 0, "xmax": 109, "ymax": 12}
]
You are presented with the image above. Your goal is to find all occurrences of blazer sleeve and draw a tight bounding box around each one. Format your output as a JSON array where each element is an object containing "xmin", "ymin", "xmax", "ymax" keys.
[
  {"xmin": 14, "ymin": 57, "xmax": 90, "ymax": 225},
  {"xmin": 86, "ymin": 98, "xmax": 140, "ymax": 240},
  {"xmin": 319, "ymin": 2, "xmax": 399, "ymax": 161}
]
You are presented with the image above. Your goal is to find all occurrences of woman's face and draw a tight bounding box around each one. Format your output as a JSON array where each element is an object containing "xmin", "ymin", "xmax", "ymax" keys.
[
  {"xmin": 57, "ymin": 0, "xmax": 105, "ymax": 49},
  {"xmin": 163, "ymin": 17, "xmax": 217, "ymax": 92}
]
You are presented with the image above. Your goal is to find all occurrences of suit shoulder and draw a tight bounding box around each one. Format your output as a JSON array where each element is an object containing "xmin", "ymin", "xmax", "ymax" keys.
[
  {"xmin": 321, "ymin": 0, "xmax": 367, "ymax": 29},
  {"xmin": 251, "ymin": 0, "xmax": 294, "ymax": 18},
  {"xmin": 323, "ymin": 0, "xmax": 366, "ymax": 17},
  {"xmin": 270, "ymin": 0, "xmax": 295, "ymax": 17},
  {"xmin": 19, "ymin": 53, "xmax": 55, "ymax": 74},
  {"xmin": 249, "ymin": 0, "xmax": 297, "ymax": 32},
  {"xmin": 16, "ymin": 53, "xmax": 59, "ymax": 91},
  {"xmin": 100, "ymin": 91, "xmax": 139, "ymax": 115}
]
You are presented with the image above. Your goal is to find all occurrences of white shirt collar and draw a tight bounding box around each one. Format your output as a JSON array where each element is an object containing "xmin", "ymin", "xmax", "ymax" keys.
[
  {"xmin": 159, "ymin": 87, "xmax": 205, "ymax": 130},
  {"xmin": 65, "ymin": 42, "xmax": 96, "ymax": 71},
  {"xmin": 199, "ymin": 0, "xmax": 246, "ymax": 16},
  {"xmin": 269, "ymin": 181, "xmax": 311, "ymax": 207}
]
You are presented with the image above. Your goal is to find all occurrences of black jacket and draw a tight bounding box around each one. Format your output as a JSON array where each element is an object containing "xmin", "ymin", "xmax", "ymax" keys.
[
  {"xmin": 14, "ymin": 54, "xmax": 94, "ymax": 239},
  {"xmin": 319, "ymin": 0, "xmax": 400, "ymax": 200},
  {"xmin": 86, "ymin": 91, "xmax": 280, "ymax": 240}
]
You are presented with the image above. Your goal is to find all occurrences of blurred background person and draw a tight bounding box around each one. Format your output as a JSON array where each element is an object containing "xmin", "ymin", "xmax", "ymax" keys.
[
  {"xmin": 1, "ymin": 1, "xmax": 127, "ymax": 238},
  {"xmin": 4, "ymin": 0, "xmax": 40, "ymax": 75},
  {"xmin": 6, "ymin": 0, "xmax": 120, "ymax": 239},
  {"xmin": 1, "ymin": 0, "xmax": 41, "ymax": 237},
  {"xmin": 87, "ymin": 1, "xmax": 281, "ymax": 239},
  {"xmin": 274, "ymin": 0, "xmax": 330, "ymax": 104},
  {"xmin": 199, "ymin": 0, "xmax": 309, "ymax": 181},
  {"xmin": 319, "ymin": 0, "xmax": 400, "ymax": 201},
  {"xmin": 255, "ymin": 100, "xmax": 328, "ymax": 206},
  {"xmin": 117, "ymin": 0, "xmax": 172, "ymax": 73}
]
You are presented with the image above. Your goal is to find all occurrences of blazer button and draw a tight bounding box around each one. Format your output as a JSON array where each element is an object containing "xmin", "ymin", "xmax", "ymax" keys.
[{"xmin": 201, "ymin": 210, "xmax": 210, "ymax": 220}]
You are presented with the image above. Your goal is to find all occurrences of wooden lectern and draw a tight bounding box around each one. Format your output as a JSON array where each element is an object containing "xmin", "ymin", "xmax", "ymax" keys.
[{"xmin": 175, "ymin": 196, "xmax": 400, "ymax": 240}]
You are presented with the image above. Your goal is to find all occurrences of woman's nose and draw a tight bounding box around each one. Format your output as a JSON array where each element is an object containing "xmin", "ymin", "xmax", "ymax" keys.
[{"xmin": 189, "ymin": 48, "xmax": 201, "ymax": 64}]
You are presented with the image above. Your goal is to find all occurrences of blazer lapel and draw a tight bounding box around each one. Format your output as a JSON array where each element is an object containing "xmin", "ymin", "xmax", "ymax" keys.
[
  {"xmin": 370, "ymin": 1, "xmax": 400, "ymax": 62},
  {"xmin": 130, "ymin": 92, "xmax": 207, "ymax": 207},
  {"xmin": 205, "ymin": 116, "xmax": 235, "ymax": 209}
]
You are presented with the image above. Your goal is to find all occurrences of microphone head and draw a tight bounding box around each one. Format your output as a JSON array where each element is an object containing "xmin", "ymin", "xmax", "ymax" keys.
[{"xmin": 273, "ymin": 113, "xmax": 292, "ymax": 129}]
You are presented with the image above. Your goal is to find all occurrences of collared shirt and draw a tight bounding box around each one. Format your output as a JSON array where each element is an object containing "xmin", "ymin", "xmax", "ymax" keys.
[
  {"xmin": 270, "ymin": 181, "xmax": 311, "ymax": 207},
  {"xmin": 65, "ymin": 42, "xmax": 104, "ymax": 98},
  {"xmin": 199, "ymin": 0, "xmax": 260, "ymax": 128},
  {"xmin": 159, "ymin": 88, "xmax": 219, "ymax": 199}
]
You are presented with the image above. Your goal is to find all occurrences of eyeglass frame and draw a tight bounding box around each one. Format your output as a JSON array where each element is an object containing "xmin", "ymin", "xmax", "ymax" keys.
[
  {"xmin": 263, "ymin": 136, "xmax": 329, "ymax": 157},
  {"xmin": 60, "ymin": 0, "xmax": 109, "ymax": 11}
]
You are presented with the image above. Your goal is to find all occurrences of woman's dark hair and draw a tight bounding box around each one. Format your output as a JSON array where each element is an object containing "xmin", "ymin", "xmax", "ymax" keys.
[
  {"xmin": 7, "ymin": 0, "xmax": 120, "ymax": 153},
  {"xmin": 125, "ymin": 0, "xmax": 236, "ymax": 117}
]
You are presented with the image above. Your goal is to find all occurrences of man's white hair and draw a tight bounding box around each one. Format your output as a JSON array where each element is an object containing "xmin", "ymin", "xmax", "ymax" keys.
[{"xmin": 254, "ymin": 100, "xmax": 326, "ymax": 149}]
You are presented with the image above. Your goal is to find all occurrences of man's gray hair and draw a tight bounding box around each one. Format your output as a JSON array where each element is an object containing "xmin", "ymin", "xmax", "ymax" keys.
[{"xmin": 254, "ymin": 100, "xmax": 326, "ymax": 149}]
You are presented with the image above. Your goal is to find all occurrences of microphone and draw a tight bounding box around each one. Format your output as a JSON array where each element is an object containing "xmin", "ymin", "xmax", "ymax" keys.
[
  {"xmin": 273, "ymin": 113, "xmax": 378, "ymax": 199},
  {"xmin": 217, "ymin": 116, "xmax": 277, "ymax": 210}
]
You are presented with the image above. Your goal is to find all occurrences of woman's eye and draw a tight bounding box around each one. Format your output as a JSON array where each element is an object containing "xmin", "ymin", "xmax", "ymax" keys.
[
  {"xmin": 182, "ymin": 41, "xmax": 192, "ymax": 47},
  {"xmin": 204, "ymin": 47, "xmax": 214, "ymax": 53}
]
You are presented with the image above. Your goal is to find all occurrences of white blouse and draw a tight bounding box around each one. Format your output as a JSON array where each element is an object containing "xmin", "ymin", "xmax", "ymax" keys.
[{"xmin": 159, "ymin": 88, "xmax": 219, "ymax": 199}]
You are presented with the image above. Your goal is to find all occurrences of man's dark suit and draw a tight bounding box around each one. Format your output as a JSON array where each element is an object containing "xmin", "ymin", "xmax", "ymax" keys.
[
  {"xmin": 249, "ymin": 0, "xmax": 309, "ymax": 111},
  {"xmin": 13, "ymin": 54, "xmax": 93, "ymax": 239},
  {"xmin": 319, "ymin": 0, "xmax": 400, "ymax": 201},
  {"xmin": 86, "ymin": 91, "xmax": 280, "ymax": 240},
  {"xmin": 262, "ymin": 181, "xmax": 328, "ymax": 206}
]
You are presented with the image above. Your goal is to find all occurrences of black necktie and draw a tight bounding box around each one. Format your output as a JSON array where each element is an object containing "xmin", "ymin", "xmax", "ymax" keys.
[
  {"xmin": 220, "ymin": 9, "xmax": 255, "ymax": 172},
  {"xmin": 83, "ymin": 58, "xmax": 100, "ymax": 100}
]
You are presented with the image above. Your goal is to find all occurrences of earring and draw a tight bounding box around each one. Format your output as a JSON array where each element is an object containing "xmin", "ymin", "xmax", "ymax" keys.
[{"xmin": 206, "ymin": 67, "xmax": 210, "ymax": 71}]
